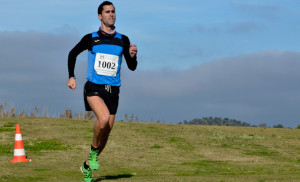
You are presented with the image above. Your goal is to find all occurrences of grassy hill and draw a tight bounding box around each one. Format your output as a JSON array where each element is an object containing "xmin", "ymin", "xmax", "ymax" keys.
[{"xmin": 0, "ymin": 117, "xmax": 299, "ymax": 182}]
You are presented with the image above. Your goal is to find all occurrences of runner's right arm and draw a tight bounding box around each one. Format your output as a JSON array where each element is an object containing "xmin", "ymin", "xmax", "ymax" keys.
[
  {"xmin": 67, "ymin": 34, "xmax": 92, "ymax": 90},
  {"xmin": 68, "ymin": 34, "xmax": 92, "ymax": 78}
]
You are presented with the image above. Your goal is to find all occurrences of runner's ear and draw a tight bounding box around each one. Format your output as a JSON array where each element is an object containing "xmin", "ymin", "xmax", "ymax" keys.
[{"xmin": 98, "ymin": 14, "xmax": 102, "ymax": 21}]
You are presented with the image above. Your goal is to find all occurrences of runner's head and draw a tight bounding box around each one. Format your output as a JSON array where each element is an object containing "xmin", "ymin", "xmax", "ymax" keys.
[
  {"xmin": 98, "ymin": 1, "xmax": 116, "ymax": 28},
  {"xmin": 98, "ymin": 1, "xmax": 114, "ymax": 15}
]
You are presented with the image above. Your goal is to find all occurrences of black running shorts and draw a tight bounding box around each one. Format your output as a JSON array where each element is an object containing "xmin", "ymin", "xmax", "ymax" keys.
[{"xmin": 84, "ymin": 81, "xmax": 120, "ymax": 115}]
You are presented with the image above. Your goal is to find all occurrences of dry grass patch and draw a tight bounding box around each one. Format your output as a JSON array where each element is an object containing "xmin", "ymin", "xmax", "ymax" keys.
[{"xmin": 0, "ymin": 118, "xmax": 299, "ymax": 182}]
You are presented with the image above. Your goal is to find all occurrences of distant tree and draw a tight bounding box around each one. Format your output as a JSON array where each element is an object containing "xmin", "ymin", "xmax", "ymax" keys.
[
  {"xmin": 181, "ymin": 117, "xmax": 252, "ymax": 127},
  {"xmin": 296, "ymin": 125, "xmax": 300, "ymax": 129},
  {"xmin": 259, "ymin": 123, "xmax": 267, "ymax": 128},
  {"xmin": 273, "ymin": 124, "xmax": 284, "ymax": 128}
]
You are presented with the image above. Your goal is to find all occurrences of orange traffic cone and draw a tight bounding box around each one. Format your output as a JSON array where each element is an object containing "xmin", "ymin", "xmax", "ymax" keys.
[{"xmin": 11, "ymin": 124, "xmax": 31, "ymax": 163}]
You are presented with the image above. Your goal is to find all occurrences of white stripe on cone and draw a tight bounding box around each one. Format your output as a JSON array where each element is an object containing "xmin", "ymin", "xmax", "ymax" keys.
[
  {"xmin": 14, "ymin": 149, "xmax": 26, "ymax": 156},
  {"xmin": 15, "ymin": 134, "xmax": 22, "ymax": 141}
]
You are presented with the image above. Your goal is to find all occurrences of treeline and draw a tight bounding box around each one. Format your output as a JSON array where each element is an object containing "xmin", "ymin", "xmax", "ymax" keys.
[
  {"xmin": 179, "ymin": 117, "xmax": 286, "ymax": 128},
  {"xmin": 1, "ymin": 101, "xmax": 296, "ymax": 128}
]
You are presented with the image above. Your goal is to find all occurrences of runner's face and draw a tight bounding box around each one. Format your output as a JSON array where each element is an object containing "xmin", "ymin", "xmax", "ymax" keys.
[{"xmin": 98, "ymin": 5, "xmax": 116, "ymax": 27}]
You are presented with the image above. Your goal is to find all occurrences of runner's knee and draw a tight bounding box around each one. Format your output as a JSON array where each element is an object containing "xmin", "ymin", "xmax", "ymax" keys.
[{"xmin": 96, "ymin": 115, "xmax": 110, "ymax": 127}]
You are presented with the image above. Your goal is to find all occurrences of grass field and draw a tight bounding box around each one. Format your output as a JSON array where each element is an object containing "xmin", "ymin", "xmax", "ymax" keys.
[{"xmin": 0, "ymin": 117, "xmax": 299, "ymax": 182}]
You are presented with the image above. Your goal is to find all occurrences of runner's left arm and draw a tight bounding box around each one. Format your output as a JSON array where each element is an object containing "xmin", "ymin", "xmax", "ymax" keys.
[{"xmin": 122, "ymin": 35, "xmax": 138, "ymax": 71}]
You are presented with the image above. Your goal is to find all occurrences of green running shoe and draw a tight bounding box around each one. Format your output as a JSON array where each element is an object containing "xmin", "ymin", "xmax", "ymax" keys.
[
  {"xmin": 88, "ymin": 148, "xmax": 99, "ymax": 170},
  {"xmin": 80, "ymin": 163, "xmax": 93, "ymax": 182}
]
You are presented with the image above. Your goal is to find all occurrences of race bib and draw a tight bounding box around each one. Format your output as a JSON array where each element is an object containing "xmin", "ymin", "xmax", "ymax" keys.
[{"xmin": 94, "ymin": 53, "xmax": 119, "ymax": 76}]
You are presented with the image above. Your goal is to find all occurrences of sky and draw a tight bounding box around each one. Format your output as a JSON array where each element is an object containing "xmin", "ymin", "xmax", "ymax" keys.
[{"xmin": 0, "ymin": 0, "xmax": 300, "ymax": 127}]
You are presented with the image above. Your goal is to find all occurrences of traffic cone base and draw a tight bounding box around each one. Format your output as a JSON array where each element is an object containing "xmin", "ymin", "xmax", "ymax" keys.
[{"xmin": 11, "ymin": 156, "xmax": 30, "ymax": 163}]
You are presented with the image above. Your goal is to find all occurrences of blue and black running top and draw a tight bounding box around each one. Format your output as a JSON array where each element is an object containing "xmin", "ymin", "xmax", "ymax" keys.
[
  {"xmin": 87, "ymin": 32, "xmax": 123, "ymax": 86},
  {"xmin": 68, "ymin": 29, "xmax": 137, "ymax": 87}
]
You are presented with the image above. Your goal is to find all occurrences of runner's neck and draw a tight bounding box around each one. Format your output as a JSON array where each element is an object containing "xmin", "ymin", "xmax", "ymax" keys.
[{"xmin": 99, "ymin": 26, "xmax": 116, "ymax": 35}]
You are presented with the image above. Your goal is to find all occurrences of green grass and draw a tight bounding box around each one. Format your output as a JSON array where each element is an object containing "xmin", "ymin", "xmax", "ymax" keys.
[
  {"xmin": 0, "ymin": 117, "xmax": 299, "ymax": 182},
  {"xmin": 24, "ymin": 139, "xmax": 71, "ymax": 154}
]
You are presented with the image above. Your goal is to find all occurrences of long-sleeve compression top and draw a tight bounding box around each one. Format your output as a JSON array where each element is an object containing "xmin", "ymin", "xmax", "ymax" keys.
[{"xmin": 68, "ymin": 30, "xmax": 137, "ymax": 78}]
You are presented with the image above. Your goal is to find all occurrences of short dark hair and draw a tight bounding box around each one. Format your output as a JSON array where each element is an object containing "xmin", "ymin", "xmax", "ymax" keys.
[{"xmin": 98, "ymin": 1, "xmax": 114, "ymax": 14}]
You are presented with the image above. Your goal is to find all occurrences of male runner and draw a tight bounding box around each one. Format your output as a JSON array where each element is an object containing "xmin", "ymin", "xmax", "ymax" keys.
[{"xmin": 67, "ymin": 1, "xmax": 138, "ymax": 181}]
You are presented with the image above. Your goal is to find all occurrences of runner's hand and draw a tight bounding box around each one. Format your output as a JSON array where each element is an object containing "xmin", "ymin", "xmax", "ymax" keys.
[
  {"xmin": 129, "ymin": 44, "xmax": 137, "ymax": 58},
  {"xmin": 67, "ymin": 78, "xmax": 76, "ymax": 90}
]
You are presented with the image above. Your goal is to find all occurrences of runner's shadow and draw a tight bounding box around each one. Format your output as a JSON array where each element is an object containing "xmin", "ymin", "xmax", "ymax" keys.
[{"xmin": 94, "ymin": 173, "xmax": 134, "ymax": 181}]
